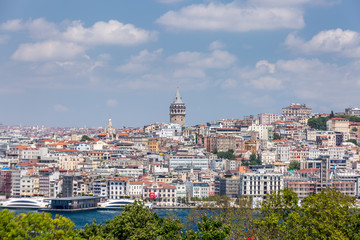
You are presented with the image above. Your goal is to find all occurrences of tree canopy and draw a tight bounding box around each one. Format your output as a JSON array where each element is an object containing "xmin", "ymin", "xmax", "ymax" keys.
[
  {"xmin": 255, "ymin": 188, "xmax": 360, "ymax": 240},
  {"xmin": 307, "ymin": 117, "xmax": 328, "ymax": 130},
  {"xmin": 0, "ymin": 209, "xmax": 78, "ymax": 240},
  {"xmin": 216, "ymin": 149, "xmax": 236, "ymax": 160},
  {"xmin": 80, "ymin": 135, "xmax": 94, "ymax": 142},
  {"xmin": 287, "ymin": 161, "xmax": 300, "ymax": 171}
]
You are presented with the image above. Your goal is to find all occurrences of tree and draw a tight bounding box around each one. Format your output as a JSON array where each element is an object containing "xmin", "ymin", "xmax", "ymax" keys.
[
  {"xmin": 0, "ymin": 209, "xmax": 79, "ymax": 239},
  {"xmin": 273, "ymin": 133, "xmax": 281, "ymax": 140},
  {"xmin": 307, "ymin": 117, "xmax": 328, "ymax": 130},
  {"xmin": 243, "ymin": 153, "xmax": 261, "ymax": 166},
  {"xmin": 217, "ymin": 149, "xmax": 236, "ymax": 160},
  {"xmin": 183, "ymin": 215, "xmax": 231, "ymax": 240},
  {"xmin": 346, "ymin": 139, "xmax": 358, "ymax": 146},
  {"xmin": 80, "ymin": 135, "xmax": 94, "ymax": 142},
  {"xmin": 255, "ymin": 188, "xmax": 360, "ymax": 240},
  {"xmin": 255, "ymin": 189, "xmax": 299, "ymax": 239},
  {"xmin": 287, "ymin": 161, "xmax": 300, "ymax": 171},
  {"xmin": 79, "ymin": 201, "xmax": 183, "ymax": 240},
  {"xmin": 352, "ymin": 127, "xmax": 358, "ymax": 132},
  {"xmin": 330, "ymin": 110, "xmax": 335, "ymax": 118}
]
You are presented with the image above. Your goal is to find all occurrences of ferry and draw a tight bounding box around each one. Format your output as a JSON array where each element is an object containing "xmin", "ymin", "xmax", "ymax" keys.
[
  {"xmin": 0, "ymin": 198, "xmax": 49, "ymax": 209},
  {"xmin": 98, "ymin": 196, "xmax": 152, "ymax": 209}
]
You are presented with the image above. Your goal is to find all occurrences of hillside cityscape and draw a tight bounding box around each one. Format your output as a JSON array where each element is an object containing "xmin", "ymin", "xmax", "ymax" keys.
[{"xmin": 1, "ymin": 86, "xmax": 360, "ymax": 208}]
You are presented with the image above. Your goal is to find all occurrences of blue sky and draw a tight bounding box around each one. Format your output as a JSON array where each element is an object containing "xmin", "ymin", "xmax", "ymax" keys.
[{"xmin": 1, "ymin": 0, "xmax": 360, "ymax": 128}]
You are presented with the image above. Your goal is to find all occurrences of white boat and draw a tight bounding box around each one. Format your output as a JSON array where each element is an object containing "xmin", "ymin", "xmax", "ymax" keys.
[
  {"xmin": 0, "ymin": 198, "xmax": 49, "ymax": 209},
  {"xmin": 98, "ymin": 197, "xmax": 152, "ymax": 209}
]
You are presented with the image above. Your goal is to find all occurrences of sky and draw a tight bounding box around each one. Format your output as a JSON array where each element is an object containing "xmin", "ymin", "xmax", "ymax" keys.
[{"xmin": 1, "ymin": 0, "xmax": 360, "ymax": 128}]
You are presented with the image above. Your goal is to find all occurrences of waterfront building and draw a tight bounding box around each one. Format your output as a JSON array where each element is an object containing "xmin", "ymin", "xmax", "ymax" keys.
[
  {"xmin": 143, "ymin": 182, "xmax": 177, "ymax": 206},
  {"xmin": 106, "ymin": 176, "xmax": 129, "ymax": 199},
  {"xmin": 0, "ymin": 170, "xmax": 12, "ymax": 196},
  {"xmin": 187, "ymin": 182, "xmax": 210, "ymax": 199},
  {"xmin": 239, "ymin": 170, "xmax": 284, "ymax": 199},
  {"xmin": 216, "ymin": 171, "xmax": 241, "ymax": 198}
]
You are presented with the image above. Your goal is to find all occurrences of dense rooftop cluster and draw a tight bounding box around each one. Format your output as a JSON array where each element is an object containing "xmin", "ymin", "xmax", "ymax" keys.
[{"xmin": 1, "ymin": 103, "xmax": 360, "ymax": 207}]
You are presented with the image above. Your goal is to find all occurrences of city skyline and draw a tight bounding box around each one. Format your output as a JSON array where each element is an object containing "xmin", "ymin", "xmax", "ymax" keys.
[{"xmin": 1, "ymin": 0, "xmax": 360, "ymax": 127}]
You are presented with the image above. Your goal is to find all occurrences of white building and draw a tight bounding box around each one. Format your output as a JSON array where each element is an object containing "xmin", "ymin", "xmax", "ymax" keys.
[
  {"xmin": 93, "ymin": 179, "xmax": 107, "ymax": 197},
  {"xmin": 248, "ymin": 124, "xmax": 273, "ymax": 141},
  {"xmin": 276, "ymin": 145, "xmax": 290, "ymax": 163},
  {"xmin": 239, "ymin": 170, "xmax": 284, "ymax": 200},
  {"xmin": 106, "ymin": 177, "xmax": 129, "ymax": 199},
  {"xmin": 261, "ymin": 151, "xmax": 277, "ymax": 164},
  {"xmin": 169, "ymin": 154, "xmax": 209, "ymax": 170},
  {"xmin": 187, "ymin": 182, "xmax": 210, "ymax": 199},
  {"xmin": 159, "ymin": 124, "xmax": 182, "ymax": 140},
  {"xmin": 258, "ymin": 113, "xmax": 281, "ymax": 125}
]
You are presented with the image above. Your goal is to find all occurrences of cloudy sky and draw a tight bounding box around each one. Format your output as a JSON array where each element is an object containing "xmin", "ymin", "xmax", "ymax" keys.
[{"xmin": 1, "ymin": 0, "xmax": 360, "ymax": 128}]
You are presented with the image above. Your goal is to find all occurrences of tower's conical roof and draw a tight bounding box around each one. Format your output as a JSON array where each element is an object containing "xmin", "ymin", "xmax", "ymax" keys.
[{"xmin": 173, "ymin": 84, "xmax": 184, "ymax": 104}]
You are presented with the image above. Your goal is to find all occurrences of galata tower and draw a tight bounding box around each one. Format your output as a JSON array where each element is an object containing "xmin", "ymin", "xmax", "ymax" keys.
[{"xmin": 169, "ymin": 85, "xmax": 186, "ymax": 126}]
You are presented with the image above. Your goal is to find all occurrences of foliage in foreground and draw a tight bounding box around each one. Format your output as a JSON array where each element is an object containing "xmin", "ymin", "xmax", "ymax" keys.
[
  {"xmin": 78, "ymin": 201, "xmax": 230, "ymax": 240},
  {"xmin": 1, "ymin": 189, "xmax": 360, "ymax": 240},
  {"xmin": 255, "ymin": 188, "xmax": 360, "ymax": 240},
  {"xmin": 0, "ymin": 209, "xmax": 78, "ymax": 239}
]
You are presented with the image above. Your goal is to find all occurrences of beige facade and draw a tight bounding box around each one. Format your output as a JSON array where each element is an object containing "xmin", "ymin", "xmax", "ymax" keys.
[
  {"xmin": 59, "ymin": 155, "xmax": 85, "ymax": 170},
  {"xmin": 282, "ymin": 104, "xmax": 312, "ymax": 119},
  {"xmin": 327, "ymin": 118, "xmax": 349, "ymax": 133}
]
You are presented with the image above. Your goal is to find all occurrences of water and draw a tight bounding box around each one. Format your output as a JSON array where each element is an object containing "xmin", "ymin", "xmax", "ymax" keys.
[{"xmin": 10, "ymin": 208, "xmax": 193, "ymax": 229}]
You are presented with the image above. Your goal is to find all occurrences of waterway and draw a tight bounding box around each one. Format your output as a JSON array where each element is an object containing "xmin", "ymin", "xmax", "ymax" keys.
[{"xmin": 11, "ymin": 208, "xmax": 194, "ymax": 229}]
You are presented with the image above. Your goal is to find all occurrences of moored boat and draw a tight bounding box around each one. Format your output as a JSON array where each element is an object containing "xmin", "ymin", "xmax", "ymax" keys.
[{"xmin": 0, "ymin": 198, "xmax": 49, "ymax": 209}]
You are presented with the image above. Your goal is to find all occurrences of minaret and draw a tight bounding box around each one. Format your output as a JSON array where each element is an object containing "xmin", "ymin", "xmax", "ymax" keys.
[{"xmin": 169, "ymin": 84, "xmax": 186, "ymax": 126}]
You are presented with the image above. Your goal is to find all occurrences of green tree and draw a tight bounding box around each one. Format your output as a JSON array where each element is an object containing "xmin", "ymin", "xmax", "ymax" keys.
[
  {"xmin": 273, "ymin": 133, "xmax": 281, "ymax": 140},
  {"xmin": 352, "ymin": 127, "xmax": 358, "ymax": 132},
  {"xmin": 217, "ymin": 149, "xmax": 236, "ymax": 160},
  {"xmin": 330, "ymin": 110, "xmax": 335, "ymax": 118},
  {"xmin": 0, "ymin": 209, "xmax": 79, "ymax": 240},
  {"xmin": 287, "ymin": 161, "xmax": 300, "ymax": 171},
  {"xmin": 255, "ymin": 189, "xmax": 299, "ymax": 239},
  {"xmin": 183, "ymin": 215, "xmax": 231, "ymax": 240},
  {"xmin": 79, "ymin": 201, "xmax": 183, "ymax": 240},
  {"xmin": 243, "ymin": 153, "xmax": 261, "ymax": 166},
  {"xmin": 255, "ymin": 188, "xmax": 360, "ymax": 240},
  {"xmin": 80, "ymin": 135, "xmax": 94, "ymax": 142},
  {"xmin": 186, "ymin": 195, "xmax": 254, "ymax": 239},
  {"xmin": 346, "ymin": 139, "xmax": 358, "ymax": 146},
  {"xmin": 307, "ymin": 117, "xmax": 328, "ymax": 130}
]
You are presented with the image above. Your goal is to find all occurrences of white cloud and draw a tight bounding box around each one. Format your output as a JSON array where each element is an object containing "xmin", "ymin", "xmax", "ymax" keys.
[
  {"xmin": 248, "ymin": 0, "xmax": 336, "ymax": 7},
  {"xmin": 209, "ymin": 41, "xmax": 225, "ymax": 50},
  {"xmin": 27, "ymin": 18, "xmax": 59, "ymax": 39},
  {"xmin": 106, "ymin": 99, "xmax": 118, "ymax": 107},
  {"xmin": 0, "ymin": 19, "xmax": 23, "ymax": 31},
  {"xmin": 118, "ymin": 49, "xmax": 163, "ymax": 73},
  {"xmin": 53, "ymin": 104, "xmax": 68, "ymax": 112},
  {"xmin": 169, "ymin": 50, "xmax": 237, "ymax": 69},
  {"xmin": 256, "ymin": 60, "xmax": 275, "ymax": 74},
  {"xmin": 285, "ymin": 29, "xmax": 360, "ymax": 58},
  {"xmin": 250, "ymin": 76, "xmax": 283, "ymax": 90},
  {"xmin": 12, "ymin": 41, "xmax": 85, "ymax": 61},
  {"xmin": 156, "ymin": 2, "xmax": 305, "ymax": 32},
  {"xmin": 63, "ymin": 20, "xmax": 157, "ymax": 45}
]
